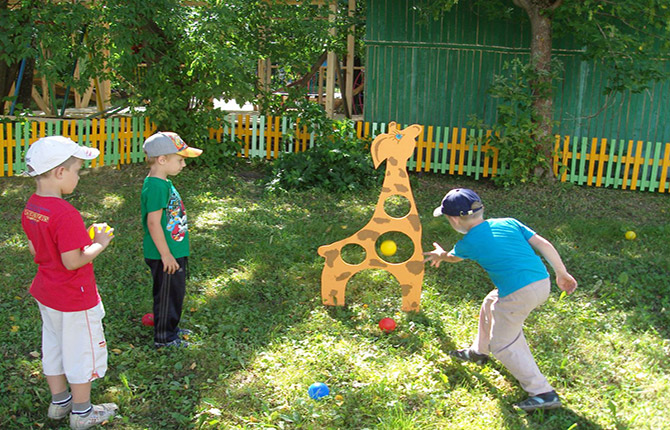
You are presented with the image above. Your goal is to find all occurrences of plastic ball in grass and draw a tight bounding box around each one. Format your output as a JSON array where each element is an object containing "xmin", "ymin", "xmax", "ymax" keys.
[
  {"xmin": 308, "ymin": 382, "xmax": 330, "ymax": 400},
  {"xmin": 625, "ymin": 230, "xmax": 637, "ymax": 240},
  {"xmin": 141, "ymin": 313, "xmax": 154, "ymax": 326},
  {"xmin": 378, "ymin": 317, "xmax": 397, "ymax": 333}
]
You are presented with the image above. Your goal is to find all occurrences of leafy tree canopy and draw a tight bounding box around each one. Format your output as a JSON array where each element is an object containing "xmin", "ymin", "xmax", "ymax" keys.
[{"xmin": 1, "ymin": 0, "xmax": 361, "ymax": 142}]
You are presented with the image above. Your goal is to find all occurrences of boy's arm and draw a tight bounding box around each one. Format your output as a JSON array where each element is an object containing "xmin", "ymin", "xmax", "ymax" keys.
[
  {"xmin": 28, "ymin": 240, "xmax": 36, "ymax": 256},
  {"xmin": 423, "ymin": 242, "xmax": 463, "ymax": 268},
  {"xmin": 61, "ymin": 229, "xmax": 114, "ymax": 270},
  {"xmin": 528, "ymin": 234, "xmax": 577, "ymax": 294},
  {"xmin": 146, "ymin": 209, "xmax": 180, "ymax": 274}
]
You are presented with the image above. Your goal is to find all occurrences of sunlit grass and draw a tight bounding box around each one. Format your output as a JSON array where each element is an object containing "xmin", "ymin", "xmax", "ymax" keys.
[{"xmin": 1, "ymin": 161, "xmax": 669, "ymax": 429}]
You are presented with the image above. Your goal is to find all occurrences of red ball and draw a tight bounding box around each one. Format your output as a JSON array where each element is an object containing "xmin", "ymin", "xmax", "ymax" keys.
[
  {"xmin": 141, "ymin": 313, "xmax": 154, "ymax": 326},
  {"xmin": 378, "ymin": 317, "xmax": 396, "ymax": 333}
]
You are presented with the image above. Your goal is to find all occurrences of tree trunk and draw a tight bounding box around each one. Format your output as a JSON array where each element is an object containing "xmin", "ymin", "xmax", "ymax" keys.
[{"xmin": 514, "ymin": 0, "xmax": 562, "ymax": 178}]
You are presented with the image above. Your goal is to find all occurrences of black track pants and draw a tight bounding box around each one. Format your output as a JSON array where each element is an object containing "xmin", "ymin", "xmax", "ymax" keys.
[{"xmin": 145, "ymin": 257, "xmax": 188, "ymax": 344}]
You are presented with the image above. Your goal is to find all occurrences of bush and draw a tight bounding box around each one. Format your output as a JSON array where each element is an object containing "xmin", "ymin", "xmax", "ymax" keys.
[{"xmin": 266, "ymin": 120, "xmax": 381, "ymax": 192}]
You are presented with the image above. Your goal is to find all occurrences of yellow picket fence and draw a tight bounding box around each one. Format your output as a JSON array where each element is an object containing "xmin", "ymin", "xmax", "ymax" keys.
[{"xmin": 2, "ymin": 115, "xmax": 669, "ymax": 193}]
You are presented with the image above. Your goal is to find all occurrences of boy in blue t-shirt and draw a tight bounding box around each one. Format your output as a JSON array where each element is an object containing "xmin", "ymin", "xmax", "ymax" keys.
[
  {"xmin": 423, "ymin": 188, "xmax": 577, "ymax": 412},
  {"xmin": 141, "ymin": 132, "xmax": 202, "ymax": 348}
]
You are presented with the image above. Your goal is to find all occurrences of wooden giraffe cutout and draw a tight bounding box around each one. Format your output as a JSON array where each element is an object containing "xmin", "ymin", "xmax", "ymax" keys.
[{"xmin": 318, "ymin": 122, "xmax": 424, "ymax": 312}]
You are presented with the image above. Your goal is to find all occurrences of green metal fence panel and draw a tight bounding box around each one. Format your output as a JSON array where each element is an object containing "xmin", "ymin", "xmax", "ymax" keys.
[{"xmin": 365, "ymin": 0, "xmax": 670, "ymax": 145}]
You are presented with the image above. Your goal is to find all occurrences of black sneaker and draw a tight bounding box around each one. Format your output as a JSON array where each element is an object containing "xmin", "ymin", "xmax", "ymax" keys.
[
  {"xmin": 514, "ymin": 390, "xmax": 562, "ymax": 412},
  {"xmin": 154, "ymin": 338, "xmax": 190, "ymax": 349},
  {"xmin": 448, "ymin": 348, "xmax": 489, "ymax": 365}
]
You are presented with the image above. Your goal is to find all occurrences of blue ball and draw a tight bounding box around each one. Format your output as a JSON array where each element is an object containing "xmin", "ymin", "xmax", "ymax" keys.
[{"xmin": 308, "ymin": 382, "xmax": 330, "ymax": 400}]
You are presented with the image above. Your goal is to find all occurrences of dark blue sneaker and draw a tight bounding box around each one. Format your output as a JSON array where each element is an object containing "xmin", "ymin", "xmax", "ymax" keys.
[
  {"xmin": 449, "ymin": 348, "xmax": 489, "ymax": 365},
  {"xmin": 514, "ymin": 390, "xmax": 562, "ymax": 412}
]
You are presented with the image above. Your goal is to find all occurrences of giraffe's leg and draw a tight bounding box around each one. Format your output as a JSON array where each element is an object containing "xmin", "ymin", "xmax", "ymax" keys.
[
  {"xmin": 321, "ymin": 266, "xmax": 353, "ymax": 307},
  {"xmin": 397, "ymin": 267, "xmax": 424, "ymax": 312}
]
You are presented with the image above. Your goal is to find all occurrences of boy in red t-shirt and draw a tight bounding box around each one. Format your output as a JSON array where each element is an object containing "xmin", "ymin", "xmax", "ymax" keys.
[{"xmin": 21, "ymin": 136, "xmax": 118, "ymax": 429}]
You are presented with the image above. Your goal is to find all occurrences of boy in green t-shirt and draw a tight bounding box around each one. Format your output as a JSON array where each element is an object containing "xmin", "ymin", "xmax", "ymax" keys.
[{"xmin": 141, "ymin": 132, "xmax": 202, "ymax": 348}]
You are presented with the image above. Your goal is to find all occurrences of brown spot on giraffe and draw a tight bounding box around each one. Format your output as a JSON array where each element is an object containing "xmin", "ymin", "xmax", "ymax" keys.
[
  {"xmin": 408, "ymin": 214, "xmax": 421, "ymax": 231},
  {"xmin": 336, "ymin": 272, "xmax": 351, "ymax": 281},
  {"xmin": 407, "ymin": 261, "xmax": 424, "ymax": 275},
  {"xmin": 357, "ymin": 230, "xmax": 377, "ymax": 241},
  {"xmin": 369, "ymin": 259, "xmax": 386, "ymax": 268},
  {"xmin": 372, "ymin": 217, "xmax": 390, "ymax": 224}
]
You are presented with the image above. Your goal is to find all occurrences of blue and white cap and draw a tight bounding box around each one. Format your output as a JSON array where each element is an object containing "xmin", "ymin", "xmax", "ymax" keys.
[{"xmin": 433, "ymin": 188, "xmax": 484, "ymax": 217}]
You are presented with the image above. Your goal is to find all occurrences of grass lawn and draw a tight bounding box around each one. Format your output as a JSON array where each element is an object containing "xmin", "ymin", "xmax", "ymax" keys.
[{"xmin": 1, "ymin": 160, "xmax": 669, "ymax": 429}]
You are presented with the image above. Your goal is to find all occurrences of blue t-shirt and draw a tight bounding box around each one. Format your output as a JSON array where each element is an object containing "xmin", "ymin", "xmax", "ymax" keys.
[{"xmin": 451, "ymin": 218, "xmax": 549, "ymax": 296}]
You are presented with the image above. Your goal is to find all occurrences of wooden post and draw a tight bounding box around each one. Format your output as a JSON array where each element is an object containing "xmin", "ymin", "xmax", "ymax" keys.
[
  {"xmin": 325, "ymin": 0, "xmax": 337, "ymax": 117},
  {"xmin": 346, "ymin": 0, "xmax": 355, "ymax": 116}
]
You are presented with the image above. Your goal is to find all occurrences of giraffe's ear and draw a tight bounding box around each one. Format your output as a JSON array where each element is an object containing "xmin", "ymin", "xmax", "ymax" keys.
[{"xmin": 388, "ymin": 122, "xmax": 397, "ymax": 134}]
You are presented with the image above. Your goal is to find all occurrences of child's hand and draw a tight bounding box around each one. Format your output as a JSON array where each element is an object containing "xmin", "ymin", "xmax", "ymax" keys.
[
  {"xmin": 556, "ymin": 272, "xmax": 577, "ymax": 294},
  {"xmin": 423, "ymin": 242, "xmax": 448, "ymax": 268},
  {"xmin": 161, "ymin": 254, "xmax": 180, "ymax": 274},
  {"xmin": 90, "ymin": 223, "xmax": 114, "ymax": 248}
]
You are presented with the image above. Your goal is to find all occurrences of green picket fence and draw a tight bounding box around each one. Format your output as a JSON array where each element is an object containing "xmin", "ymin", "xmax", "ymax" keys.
[{"xmin": 2, "ymin": 115, "xmax": 669, "ymax": 193}]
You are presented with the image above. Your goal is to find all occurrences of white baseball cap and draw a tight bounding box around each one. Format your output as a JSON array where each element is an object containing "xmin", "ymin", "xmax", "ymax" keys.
[{"xmin": 24, "ymin": 136, "xmax": 100, "ymax": 177}]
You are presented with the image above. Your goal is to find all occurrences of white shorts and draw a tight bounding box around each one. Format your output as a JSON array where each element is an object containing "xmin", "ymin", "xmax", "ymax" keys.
[{"xmin": 38, "ymin": 301, "xmax": 108, "ymax": 384}]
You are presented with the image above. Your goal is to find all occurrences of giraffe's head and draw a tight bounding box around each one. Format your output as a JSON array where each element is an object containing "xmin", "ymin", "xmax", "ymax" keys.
[{"xmin": 371, "ymin": 122, "xmax": 423, "ymax": 169}]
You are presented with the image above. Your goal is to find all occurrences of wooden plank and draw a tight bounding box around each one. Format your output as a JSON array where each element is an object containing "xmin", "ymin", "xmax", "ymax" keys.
[
  {"xmin": 457, "ymin": 128, "xmax": 467, "ymax": 175},
  {"xmin": 560, "ymin": 136, "xmax": 570, "ymax": 183},
  {"xmin": 255, "ymin": 115, "xmax": 264, "ymax": 158},
  {"xmin": 282, "ymin": 116, "xmax": 291, "ymax": 154},
  {"xmin": 659, "ymin": 143, "xmax": 670, "ymax": 193},
  {"xmin": 0, "ymin": 124, "xmax": 8, "ymax": 177},
  {"xmin": 648, "ymin": 142, "xmax": 662, "ymax": 193},
  {"xmin": 629, "ymin": 141, "xmax": 644, "ymax": 191},
  {"xmin": 440, "ymin": 127, "xmax": 450, "ymax": 174},
  {"xmin": 586, "ymin": 137, "xmax": 598, "ymax": 186},
  {"xmin": 424, "ymin": 125, "xmax": 434, "ymax": 172},
  {"xmin": 613, "ymin": 139, "xmax": 626, "ymax": 189},
  {"xmin": 448, "ymin": 128, "xmax": 458, "ymax": 174},
  {"xmin": 578, "ymin": 137, "xmax": 588, "ymax": 185},
  {"xmin": 595, "ymin": 138, "xmax": 607, "ymax": 187},
  {"xmin": 490, "ymin": 132, "xmax": 499, "ymax": 177},
  {"xmin": 431, "ymin": 126, "xmax": 441, "ymax": 174},
  {"xmin": 552, "ymin": 135, "xmax": 560, "ymax": 177},
  {"xmin": 466, "ymin": 129, "xmax": 475, "ymax": 177},
  {"xmin": 481, "ymin": 130, "xmax": 491, "ymax": 178},
  {"xmin": 604, "ymin": 138, "xmax": 617, "ymax": 188},
  {"xmin": 620, "ymin": 141, "xmax": 634, "ymax": 190},
  {"xmin": 639, "ymin": 142, "xmax": 652, "ymax": 192},
  {"xmin": 569, "ymin": 136, "xmax": 578, "ymax": 183}
]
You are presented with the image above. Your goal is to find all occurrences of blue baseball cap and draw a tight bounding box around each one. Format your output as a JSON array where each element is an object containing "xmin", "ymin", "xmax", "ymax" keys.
[{"xmin": 433, "ymin": 188, "xmax": 484, "ymax": 217}]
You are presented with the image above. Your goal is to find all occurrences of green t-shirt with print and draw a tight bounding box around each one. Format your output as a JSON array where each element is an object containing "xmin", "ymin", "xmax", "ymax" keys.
[{"xmin": 141, "ymin": 177, "xmax": 190, "ymax": 260}]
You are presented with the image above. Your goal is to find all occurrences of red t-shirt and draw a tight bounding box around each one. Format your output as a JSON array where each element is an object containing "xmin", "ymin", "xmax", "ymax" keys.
[{"xmin": 21, "ymin": 194, "xmax": 100, "ymax": 312}]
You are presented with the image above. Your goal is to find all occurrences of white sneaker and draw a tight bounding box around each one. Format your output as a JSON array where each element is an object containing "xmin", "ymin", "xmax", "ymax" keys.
[
  {"xmin": 47, "ymin": 400, "xmax": 72, "ymax": 419},
  {"xmin": 70, "ymin": 403, "xmax": 118, "ymax": 429}
]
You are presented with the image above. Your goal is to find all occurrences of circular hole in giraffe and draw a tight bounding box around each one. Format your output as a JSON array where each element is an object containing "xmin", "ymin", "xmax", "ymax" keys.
[
  {"xmin": 383, "ymin": 194, "xmax": 411, "ymax": 218},
  {"xmin": 341, "ymin": 243, "xmax": 366, "ymax": 265},
  {"xmin": 376, "ymin": 231, "xmax": 414, "ymax": 264}
]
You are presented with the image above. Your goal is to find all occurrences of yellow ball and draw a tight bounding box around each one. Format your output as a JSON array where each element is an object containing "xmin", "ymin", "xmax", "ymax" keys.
[
  {"xmin": 89, "ymin": 225, "xmax": 112, "ymax": 239},
  {"xmin": 380, "ymin": 240, "xmax": 397, "ymax": 256},
  {"xmin": 625, "ymin": 230, "xmax": 636, "ymax": 240}
]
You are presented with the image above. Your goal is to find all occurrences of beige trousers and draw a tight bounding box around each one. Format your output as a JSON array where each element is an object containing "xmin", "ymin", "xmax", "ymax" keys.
[{"xmin": 471, "ymin": 278, "xmax": 553, "ymax": 396}]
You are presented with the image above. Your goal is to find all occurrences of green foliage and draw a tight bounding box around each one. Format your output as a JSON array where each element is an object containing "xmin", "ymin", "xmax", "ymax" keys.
[
  {"xmin": 267, "ymin": 118, "xmax": 381, "ymax": 193},
  {"xmin": 1, "ymin": 164, "xmax": 669, "ymax": 429},
  {"xmin": 554, "ymin": 0, "xmax": 670, "ymax": 93},
  {"xmin": 1, "ymin": 1, "xmax": 355, "ymax": 132},
  {"xmin": 468, "ymin": 58, "xmax": 562, "ymax": 187}
]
